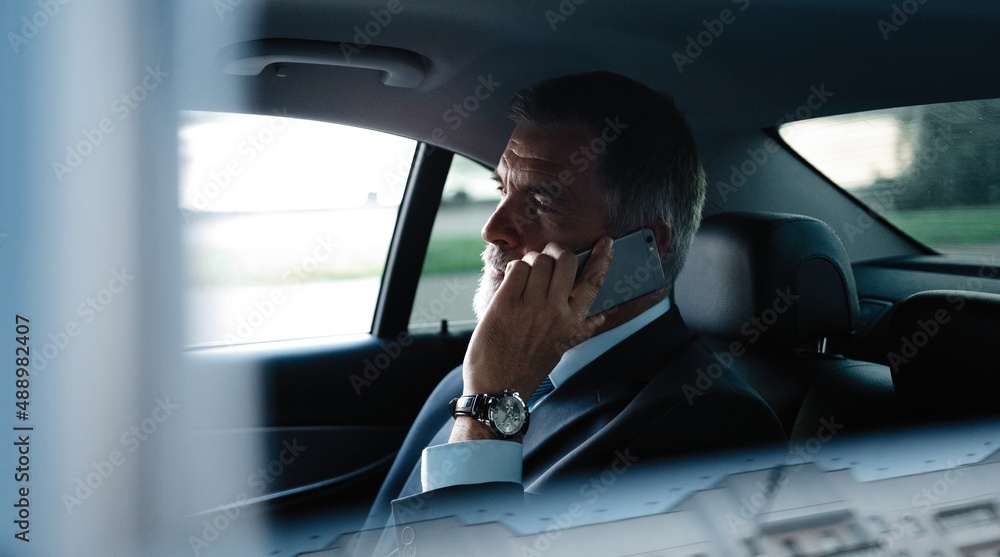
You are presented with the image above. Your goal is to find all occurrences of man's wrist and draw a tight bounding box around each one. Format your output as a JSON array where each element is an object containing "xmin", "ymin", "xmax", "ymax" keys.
[
  {"xmin": 450, "ymin": 390, "xmax": 530, "ymax": 440},
  {"xmin": 449, "ymin": 416, "xmax": 523, "ymax": 444}
]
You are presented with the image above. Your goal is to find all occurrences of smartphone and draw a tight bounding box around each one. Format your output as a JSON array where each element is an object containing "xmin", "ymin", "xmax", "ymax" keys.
[{"xmin": 576, "ymin": 228, "xmax": 665, "ymax": 316}]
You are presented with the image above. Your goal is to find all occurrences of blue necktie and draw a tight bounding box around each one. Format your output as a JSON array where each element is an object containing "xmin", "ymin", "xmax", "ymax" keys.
[{"xmin": 528, "ymin": 376, "xmax": 555, "ymax": 410}]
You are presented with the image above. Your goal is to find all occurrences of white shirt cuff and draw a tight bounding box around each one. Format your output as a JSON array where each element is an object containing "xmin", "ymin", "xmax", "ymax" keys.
[{"xmin": 421, "ymin": 440, "xmax": 522, "ymax": 492}]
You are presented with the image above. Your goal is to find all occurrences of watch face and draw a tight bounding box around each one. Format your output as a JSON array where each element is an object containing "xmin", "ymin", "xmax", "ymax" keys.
[{"xmin": 490, "ymin": 394, "xmax": 526, "ymax": 435}]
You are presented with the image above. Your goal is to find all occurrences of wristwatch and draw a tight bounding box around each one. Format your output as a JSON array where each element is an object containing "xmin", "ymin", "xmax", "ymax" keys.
[{"xmin": 449, "ymin": 389, "xmax": 530, "ymax": 440}]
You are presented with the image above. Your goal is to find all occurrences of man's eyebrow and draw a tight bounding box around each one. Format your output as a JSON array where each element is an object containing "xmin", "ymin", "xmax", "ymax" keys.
[
  {"xmin": 526, "ymin": 185, "xmax": 575, "ymax": 208},
  {"xmin": 491, "ymin": 171, "xmax": 576, "ymax": 208},
  {"xmin": 524, "ymin": 186, "xmax": 553, "ymax": 197}
]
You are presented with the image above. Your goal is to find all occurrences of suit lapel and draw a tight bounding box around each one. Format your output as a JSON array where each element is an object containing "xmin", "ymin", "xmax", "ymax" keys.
[
  {"xmin": 395, "ymin": 307, "xmax": 694, "ymax": 498},
  {"xmin": 522, "ymin": 307, "xmax": 693, "ymax": 464}
]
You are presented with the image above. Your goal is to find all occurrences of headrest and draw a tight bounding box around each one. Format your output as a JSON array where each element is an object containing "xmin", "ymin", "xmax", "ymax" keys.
[
  {"xmin": 675, "ymin": 212, "xmax": 859, "ymax": 348},
  {"xmin": 888, "ymin": 290, "xmax": 1000, "ymax": 418}
]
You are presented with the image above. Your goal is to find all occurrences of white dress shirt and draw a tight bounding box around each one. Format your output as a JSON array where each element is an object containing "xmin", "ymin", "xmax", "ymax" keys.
[{"xmin": 421, "ymin": 297, "xmax": 671, "ymax": 492}]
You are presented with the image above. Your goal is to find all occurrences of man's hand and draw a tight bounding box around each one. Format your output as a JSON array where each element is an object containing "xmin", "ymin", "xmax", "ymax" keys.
[{"xmin": 451, "ymin": 237, "xmax": 613, "ymax": 442}]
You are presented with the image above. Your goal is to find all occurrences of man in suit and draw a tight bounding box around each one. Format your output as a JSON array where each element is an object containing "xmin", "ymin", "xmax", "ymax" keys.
[{"xmin": 356, "ymin": 71, "xmax": 785, "ymax": 555}]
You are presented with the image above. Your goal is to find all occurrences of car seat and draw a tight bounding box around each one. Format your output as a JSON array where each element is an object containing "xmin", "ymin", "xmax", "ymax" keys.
[{"xmin": 674, "ymin": 212, "xmax": 898, "ymax": 443}]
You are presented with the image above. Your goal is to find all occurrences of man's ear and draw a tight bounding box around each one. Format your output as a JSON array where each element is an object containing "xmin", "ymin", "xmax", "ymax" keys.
[{"xmin": 650, "ymin": 219, "xmax": 671, "ymax": 257}]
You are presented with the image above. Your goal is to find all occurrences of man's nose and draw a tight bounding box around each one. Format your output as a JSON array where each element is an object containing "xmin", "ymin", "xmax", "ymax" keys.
[{"xmin": 482, "ymin": 198, "xmax": 521, "ymax": 249}]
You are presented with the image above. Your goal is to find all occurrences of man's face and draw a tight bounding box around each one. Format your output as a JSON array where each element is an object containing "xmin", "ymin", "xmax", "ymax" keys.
[{"xmin": 473, "ymin": 124, "xmax": 611, "ymax": 318}]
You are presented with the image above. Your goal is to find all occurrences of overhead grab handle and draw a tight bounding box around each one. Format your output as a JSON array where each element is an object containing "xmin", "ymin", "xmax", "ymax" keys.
[{"xmin": 218, "ymin": 39, "xmax": 425, "ymax": 88}]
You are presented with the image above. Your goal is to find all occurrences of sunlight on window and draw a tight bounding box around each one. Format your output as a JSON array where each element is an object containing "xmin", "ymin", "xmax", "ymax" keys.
[
  {"xmin": 179, "ymin": 111, "xmax": 417, "ymax": 346},
  {"xmin": 781, "ymin": 114, "xmax": 909, "ymax": 189},
  {"xmin": 780, "ymin": 99, "xmax": 1000, "ymax": 257},
  {"xmin": 179, "ymin": 110, "xmax": 414, "ymax": 211}
]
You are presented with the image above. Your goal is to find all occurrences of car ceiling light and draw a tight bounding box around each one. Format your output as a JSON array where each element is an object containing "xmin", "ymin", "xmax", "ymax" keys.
[{"xmin": 218, "ymin": 39, "xmax": 425, "ymax": 88}]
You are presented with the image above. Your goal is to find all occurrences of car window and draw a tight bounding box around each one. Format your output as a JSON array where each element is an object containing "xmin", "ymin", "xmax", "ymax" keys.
[
  {"xmin": 179, "ymin": 110, "xmax": 417, "ymax": 346},
  {"xmin": 779, "ymin": 98, "xmax": 1000, "ymax": 258},
  {"xmin": 408, "ymin": 154, "xmax": 499, "ymax": 334}
]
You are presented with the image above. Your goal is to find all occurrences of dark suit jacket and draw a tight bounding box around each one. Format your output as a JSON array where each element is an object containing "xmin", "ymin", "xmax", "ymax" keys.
[{"xmin": 358, "ymin": 306, "xmax": 785, "ymax": 555}]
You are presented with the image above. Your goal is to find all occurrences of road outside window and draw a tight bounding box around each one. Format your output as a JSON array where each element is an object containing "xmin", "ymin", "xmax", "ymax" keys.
[
  {"xmin": 409, "ymin": 155, "xmax": 499, "ymax": 334},
  {"xmin": 780, "ymin": 98, "xmax": 1000, "ymax": 259}
]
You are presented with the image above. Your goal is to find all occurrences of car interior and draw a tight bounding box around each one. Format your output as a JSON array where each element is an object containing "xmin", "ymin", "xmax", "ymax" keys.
[
  {"xmin": 5, "ymin": 0, "xmax": 1000, "ymax": 555},
  {"xmin": 173, "ymin": 1, "xmax": 1000, "ymax": 554}
]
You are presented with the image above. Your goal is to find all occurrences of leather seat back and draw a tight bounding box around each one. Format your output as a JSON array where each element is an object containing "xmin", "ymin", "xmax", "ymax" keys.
[
  {"xmin": 676, "ymin": 212, "xmax": 859, "ymax": 350},
  {"xmin": 675, "ymin": 212, "xmax": 896, "ymax": 439}
]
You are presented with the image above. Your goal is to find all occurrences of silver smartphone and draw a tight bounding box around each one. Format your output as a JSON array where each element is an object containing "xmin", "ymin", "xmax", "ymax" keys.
[{"xmin": 576, "ymin": 228, "xmax": 665, "ymax": 316}]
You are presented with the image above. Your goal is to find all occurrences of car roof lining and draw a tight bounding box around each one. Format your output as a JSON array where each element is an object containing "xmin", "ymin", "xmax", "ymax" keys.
[{"xmin": 183, "ymin": 0, "xmax": 1000, "ymax": 165}]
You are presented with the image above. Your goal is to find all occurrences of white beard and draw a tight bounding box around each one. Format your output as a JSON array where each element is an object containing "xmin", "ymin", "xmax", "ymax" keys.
[
  {"xmin": 472, "ymin": 244, "xmax": 513, "ymax": 320},
  {"xmin": 472, "ymin": 270, "xmax": 500, "ymax": 320}
]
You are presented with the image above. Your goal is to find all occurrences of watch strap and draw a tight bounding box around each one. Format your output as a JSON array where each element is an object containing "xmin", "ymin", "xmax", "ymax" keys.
[{"xmin": 450, "ymin": 393, "xmax": 489, "ymax": 419}]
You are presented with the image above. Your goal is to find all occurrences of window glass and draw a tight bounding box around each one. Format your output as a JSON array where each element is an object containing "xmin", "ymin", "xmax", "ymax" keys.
[
  {"xmin": 179, "ymin": 110, "xmax": 417, "ymax": 346},
  {"xmin": 901, "ymin": 515, "xmax": 924, "ymax": 535},
  {"xmin": 409, "ymin": 154, "xmax": 499, "ymax": 333},
  {"xmin": 782, "ymin": 538, "xmax": 803, "ymax": 557},
  {"xmin": 868, "ymin": 516, "xmax": 890, "ymax": 533},
  {"xmin": 743, "ymin": 537, "xmax": 764, "ymax": 556},
  {"xmin": 936, "ymin": 503, "xmax": 998, "ymax": 530},
  {"xmin": 847, "ymin": 522, "xmax": 868, "ymax": 543},
  {"xmin": 779, "ymin": 99, "xmax": 1000, "ymax": 258},
  {"xmin": 820, "ymin": 531, "xmax": 842, "ymax": 551}
]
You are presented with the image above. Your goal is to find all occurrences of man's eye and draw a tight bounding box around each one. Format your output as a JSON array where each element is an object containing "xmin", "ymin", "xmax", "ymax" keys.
[
  {"xmin": 496, "ymin": 186, "xmax": 507, "ymax": 197},
  {"xmin": 533, "ymin": 198, "xmax": 554, "ymax": 212}
]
